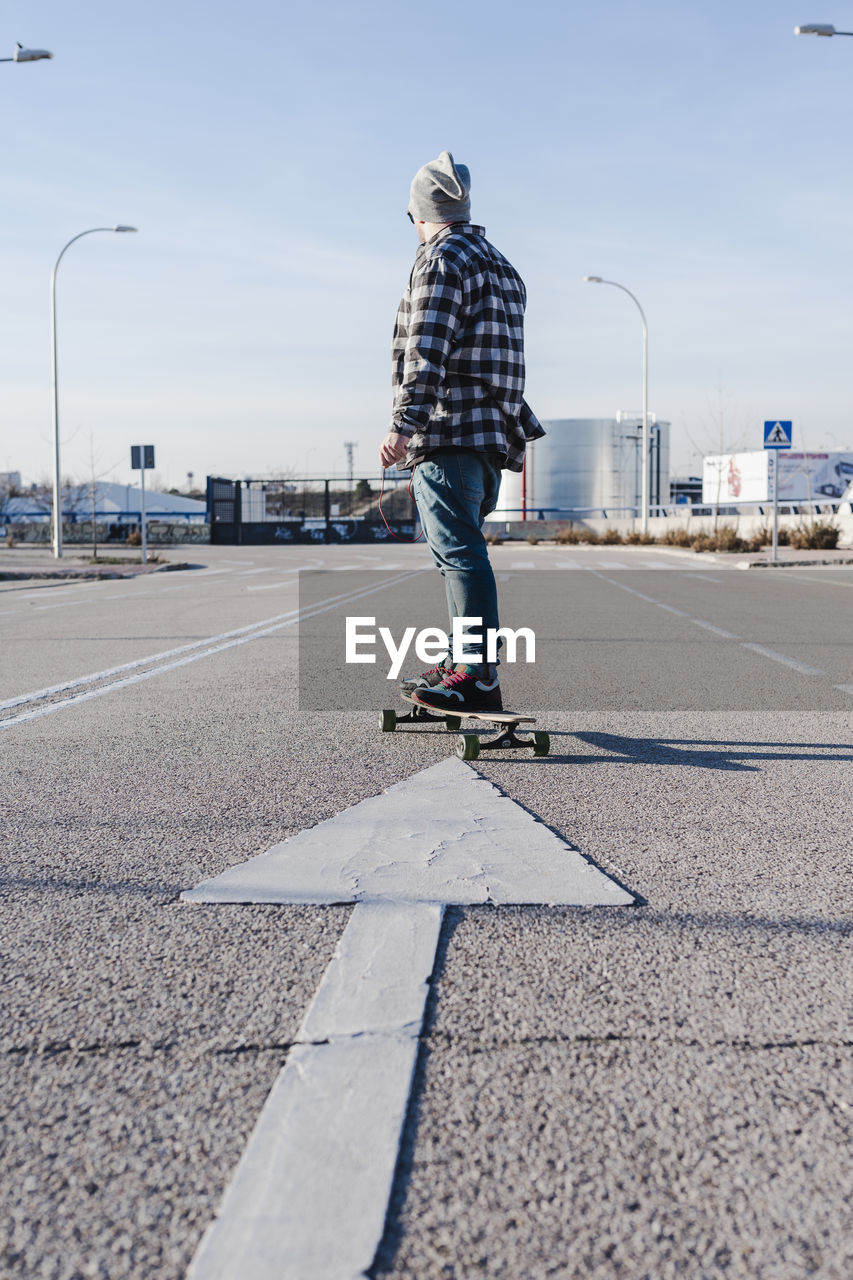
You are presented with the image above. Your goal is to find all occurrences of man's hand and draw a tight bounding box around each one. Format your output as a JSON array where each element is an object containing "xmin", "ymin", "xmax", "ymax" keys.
[{"xmin": 379, "ymin": 431, "xmax": 409, "ymax": 468}]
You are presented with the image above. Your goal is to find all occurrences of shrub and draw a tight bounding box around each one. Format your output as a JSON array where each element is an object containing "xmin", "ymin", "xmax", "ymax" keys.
[
  {"xmin": 126, "ymin": 530, "xmax": 142, "ymax": 546},
  {"xmin": 526, "ymin": 535, "xmax": 541, "ymax": 545},
  {"xmin": 624, "ymin": 531, "xmax": 657, "ymax": 545},
  {"xmin": 601, "ymin": 528, "xmax": 624, "ymax": 544},
  {"xmin": 712, "ymin": 525, "xmax": 748, "ymax": 553},
  {"xmin": 485, "ymin": 534, "xmax": 503, "ymax": 545},
  {"xmin": 789, "ymin": 520, "xmax": 840, "ymax": 551},
  {"xmin": 576, "ymin": 527, "xmax": 600, "ymax": 544},
  {"xmin": 660, "ymin": 528, "xmax": 693, "ymax": 547},
  {"xmin": 744, "ymin": 524, "xmax": 771, "ymax": 552},
  {"xmin": 691, "ymin": 534, "xmax": 715, "ymax": 554},
  {"xmin": 555, "ymin": 526, "xmax": 580, "ymax": 544}
]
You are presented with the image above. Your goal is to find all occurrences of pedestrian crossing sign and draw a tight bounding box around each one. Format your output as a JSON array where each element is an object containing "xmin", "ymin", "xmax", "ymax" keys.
[{"xmin": 764, "ymin": 420, "xmax": 792, "ymax": 449}]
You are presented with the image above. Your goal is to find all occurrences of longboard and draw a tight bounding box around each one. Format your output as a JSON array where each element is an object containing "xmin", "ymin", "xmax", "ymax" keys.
[{"xmin": 380, "ymin": 692, "xmax": 549, "ymax": 760}]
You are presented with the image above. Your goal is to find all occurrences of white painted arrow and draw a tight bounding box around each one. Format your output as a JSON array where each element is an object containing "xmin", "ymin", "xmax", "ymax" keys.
[{"xmin": 182, "ymin": 758, "xmax": 633, "ymax": 1280}]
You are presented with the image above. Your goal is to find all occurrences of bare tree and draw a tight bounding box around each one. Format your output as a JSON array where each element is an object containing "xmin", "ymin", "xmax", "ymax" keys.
[{"xmin": 83, "ymin": 434, "xmax": 124, "ymax": 559}]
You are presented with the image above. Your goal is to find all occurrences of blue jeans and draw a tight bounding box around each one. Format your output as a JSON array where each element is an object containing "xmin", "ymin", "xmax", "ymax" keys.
[{"xmin": 411, "ymin": 450, "xmax": 502, "ymax": 666}]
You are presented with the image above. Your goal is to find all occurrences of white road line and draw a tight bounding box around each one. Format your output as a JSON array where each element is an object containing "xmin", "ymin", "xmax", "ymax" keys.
[
  {"xmin": 33, "ymin": 599, "xmax": 89, "ymax": 611},
  {"xmin": 683, "ymin": 574, "xmax": 722, "ymax": 583},
  {"xmin": 592, "ymin": 572, "xmax": 691, "ymax": 617},
  {"xmin": 0, "ymin": 573, "xmax": 422, "ymax": 729},
  {"xmin": 640, "ymin": 559, "xmax": 672, "ymax": 569},
  {"xmin": 835, "ymin": 685, "xmax": 853, "ymax": 696},
  {"xmin": 183, "ymin": 759, "xmax": 632, "ymax": 1279},
  {"xmin": 600, "ymin": 560, "xmax": 627, "ymax": 569},
  {"xmin": 187, "ymin": 902, "xmax": 442, "ymax": 1280},
  {"xmin": 788, "ymin": 574, "xmax": 853, "ymax": 589},
  {"xmin": 510, "ymin": 560, "xmax": 536, "ymax": 569},
  {"xmin": 555, "ymin": 559, "xmax": 581, "ymax": 569},
  {"xmin": 246, "ymin": 579, "xmax": 299, "ymax": 592},
  {"xmin": 593, "ymin": 571, "xmax": 829, "ymax": 675},
  {"xmin": 740, "ymin": 644, "xmax": 823, "ymax": 677},
  {"xmin": 691, "ymin": 618, "xmax": 741, "ymax": 640}
]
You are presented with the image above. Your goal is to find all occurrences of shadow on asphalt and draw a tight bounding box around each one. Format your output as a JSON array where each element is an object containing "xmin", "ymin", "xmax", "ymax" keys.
[{"xmin": 549, "ymin": 732, "xmax": 853, "ymax": 772}]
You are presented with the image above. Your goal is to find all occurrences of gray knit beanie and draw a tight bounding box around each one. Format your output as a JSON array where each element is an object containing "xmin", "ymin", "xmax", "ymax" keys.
[{"xmin": 408, "ymin": 150, "xmax": 471, "ymax": 223}]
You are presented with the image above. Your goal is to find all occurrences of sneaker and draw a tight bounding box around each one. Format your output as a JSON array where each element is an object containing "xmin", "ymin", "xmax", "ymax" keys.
[
  {"xmin": 411, "ymin": 667, "xmax": 503, "ymax": 714},
  {"xmin": 399, "ymin": 657, "xmax": 453, "ymax": 694}
]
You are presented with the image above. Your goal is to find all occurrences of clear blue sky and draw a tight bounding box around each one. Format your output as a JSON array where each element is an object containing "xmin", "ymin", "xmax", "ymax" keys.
[{"xmin": 3, "ymin": 0, "xmax": 852, "ymax": 490}]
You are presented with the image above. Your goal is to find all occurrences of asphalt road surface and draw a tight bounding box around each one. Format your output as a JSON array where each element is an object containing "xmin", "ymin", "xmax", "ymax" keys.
[{"xmin": 2, "ymin": 543, "xmax": 851, "ymax": 1280}]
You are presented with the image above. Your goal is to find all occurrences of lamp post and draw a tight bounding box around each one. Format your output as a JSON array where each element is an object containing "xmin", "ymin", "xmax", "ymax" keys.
[
  {"xmin": 0, "ymin": 42, "xmax": 53, "ymax": 62},
  {"xmin": 51, "ymin": 226, "xmax": 137, "ymax": 558},
  {"xmin": 794, "ymin": 23, "xmax": 853, "ymax": 36},
  {"xmin": 583, "ymin": 276, "xmax": 651, "ymax": 532}
]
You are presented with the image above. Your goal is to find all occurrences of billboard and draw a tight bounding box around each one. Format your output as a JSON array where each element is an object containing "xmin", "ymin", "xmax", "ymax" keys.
[
  {"xmin": 703, "ymin": 452, "xmax": 769, "ymax": 503},
  {"xmin": 702, "ymin": 452, "xmax": 853, "ymax": 503}
]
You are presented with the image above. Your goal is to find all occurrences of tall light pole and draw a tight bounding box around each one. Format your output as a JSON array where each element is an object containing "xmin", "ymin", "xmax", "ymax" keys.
[
  {"xmin": 51, "ymin": 226, "xmax": 137, "ymax": 558},
  {"xmin": 583, "ymin": 276, "xmax": 651, "ymax": 532}
]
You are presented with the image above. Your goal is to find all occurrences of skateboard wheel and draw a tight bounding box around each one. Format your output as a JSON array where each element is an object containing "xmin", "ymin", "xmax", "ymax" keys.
[
  {"xmin": 455, "ymin": 734, "xmax": 480, "ymax": 761},
  {"xmin": 532, "ymin": 731, "xmax": 550, "ymax": 757},
  {"xmin": 381, "ymin": 709, "xmax": 397, "ymax": 732},
  {"xmin": 445, "ymin": 715, "xmax": 462, "ymax": 732}
]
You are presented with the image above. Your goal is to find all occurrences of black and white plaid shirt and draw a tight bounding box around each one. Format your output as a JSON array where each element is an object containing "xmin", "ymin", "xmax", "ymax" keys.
[{"xmin": 391, "ymin": 224, "xmax": 544, "ymax": 472}]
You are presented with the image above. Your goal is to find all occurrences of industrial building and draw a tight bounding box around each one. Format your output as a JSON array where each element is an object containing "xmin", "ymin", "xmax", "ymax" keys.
[{"xmin": 489, "ymin": 413, "xmax": 670, "ymax": 521}]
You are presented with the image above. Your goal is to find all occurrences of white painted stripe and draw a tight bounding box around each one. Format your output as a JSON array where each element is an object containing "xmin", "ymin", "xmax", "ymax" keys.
[
  {"xmin": 740, "ymin": 643, "xmax": 823, "ymax": 676},
  {"xmin": 184, "ymin": 757, "xmax": 633, "ymax": 908},
  {"xmin": 185, "ymin": 759, "xmax": 633, "ymax": 1278},
  {"xmin": 246, "ymin": 579, "xmax": 299, "ymax": 591},
  {"xmin": 0, "ymin": 581, "xmax": 378, "ymax": 713},
  {"xmin": 600, "ymin": 560, "xmax": 627, "ymax": 569},
  {"xmin": 187, "ymin": 901, "xmax": 442, "ymax": 1280},
  {"xmin": 555, "ymin": 559, "xmax": 580, "ymax": 569},
  {"xmin": 592, "ymin": 573, "xmax": 691, "ymax": 616},
  {"xmin": 683, "ymin": 574, "xmax": 722, "ymax": 583},
  {"xmin": 690, "ymin": 618, "xmax": 741, "ymax": 640},
  {"xmin": 835, "ymin": 684, "xmax": 853, "ymax": 695},
  {"xmin": 33, "ymin": 599, "xmax": 88, "ymax": 611},
  {"xmin": 510, "ymin": 560, "xmax": 536, "ymax": 569},
  {"xmin": 596, "ymin": 569, "xmax": 832, "ymax": 674},
  {"xmin": 0, "ymin": 573, "xmax": 422, "ymax": 730},
  {"xmin": 790, "ymin": 574, "xmax": 853, "ymax": 589},
  {"xmin": 300, "ymin": 902, "xmax": 443, "ymax": 1041},
  {"xmin": 640, "ymin": 559, "xmax": 672, "ymax": 568}
]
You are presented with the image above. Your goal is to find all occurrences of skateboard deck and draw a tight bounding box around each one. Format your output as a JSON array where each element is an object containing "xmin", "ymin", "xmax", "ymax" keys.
[{"xmin": 380, "ymin": 692, "xmax": 549, "ymax": 760}]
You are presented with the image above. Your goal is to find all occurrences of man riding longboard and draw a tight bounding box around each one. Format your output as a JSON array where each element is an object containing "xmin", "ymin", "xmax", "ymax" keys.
[{"xmin": 378, "ymin": 150, "xmax": 544, "ymax": 714}]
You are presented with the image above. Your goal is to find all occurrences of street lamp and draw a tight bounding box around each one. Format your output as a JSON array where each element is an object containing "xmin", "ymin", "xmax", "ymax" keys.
[
  {"xmin": 794, "ymin": 23, "xmax": 853, "ymax": 36},
  {"xmin": 0, "ymin": 42, "xmax": 53, "ymax": 62},
  {"xmin": 51, "ymin": 226, "xmax": 138, "ymax": 558},
  {"xmin": 583, "ymin": 275, "xmax": 651, "ymax": 532}
]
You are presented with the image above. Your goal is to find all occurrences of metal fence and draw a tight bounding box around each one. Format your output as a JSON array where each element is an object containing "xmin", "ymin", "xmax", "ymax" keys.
[{"xmin": 207, "ymin": 475, "xmax": 421, "ymax": 545}]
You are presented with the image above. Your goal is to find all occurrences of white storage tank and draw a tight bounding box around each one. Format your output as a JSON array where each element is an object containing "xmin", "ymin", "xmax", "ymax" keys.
[{"xmin": 489, "ymin": 414, "xmax": 670, "ymax": 521}]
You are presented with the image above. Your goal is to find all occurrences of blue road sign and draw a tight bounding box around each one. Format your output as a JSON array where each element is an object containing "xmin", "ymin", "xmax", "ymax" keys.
[{"xmin": 764, "ymin": 420, "xmax": 792, "ymax": 449}]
